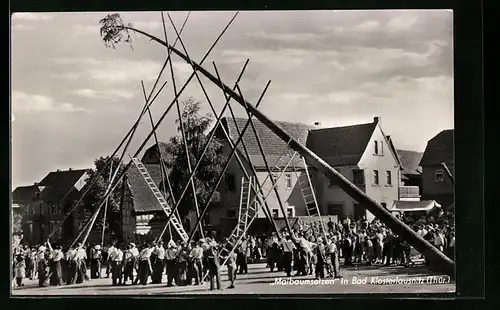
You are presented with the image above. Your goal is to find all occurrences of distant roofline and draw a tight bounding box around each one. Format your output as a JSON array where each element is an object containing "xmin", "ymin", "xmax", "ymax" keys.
[
  {"xmin": 396, "ymin": 149, "xmax": 424, "ymax": 154},
  {"xmin": 309, "ymin": 121, "xmax": 374, "ymax": 132}
]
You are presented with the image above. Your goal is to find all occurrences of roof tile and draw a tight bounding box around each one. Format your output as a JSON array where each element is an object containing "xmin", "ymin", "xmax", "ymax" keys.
[
  {"xmin": 419, "ymin": 129, "xmax": 454, "ymax": 166},
  {"xmin": 396, "ymin": 149, "xmax": 423, "ymax": 175},
  {"xmin": 306, "ymin": 122, "xmax": 377, "ymax": 167},
  {"xmin": 38, "ymin": 169, "xmax": 88, "ymax": 202},
  {"xmin": 126, "ymin": 163, "xmax": 170, "ymax": 213}
]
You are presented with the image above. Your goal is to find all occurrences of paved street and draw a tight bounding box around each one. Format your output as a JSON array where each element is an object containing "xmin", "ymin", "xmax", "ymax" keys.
[{"xmin": 12, "ymin": 262, "xmax": 454, "ymax": 295}]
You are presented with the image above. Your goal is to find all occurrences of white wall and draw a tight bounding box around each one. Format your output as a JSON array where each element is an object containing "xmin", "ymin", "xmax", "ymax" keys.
[
  {"xmin": 314, "ymin": 165, "xmax": 361, "ymax": 219},
  {"xmin": 358, "ymin": 124, "xmax": 400, "ymax": 221}
]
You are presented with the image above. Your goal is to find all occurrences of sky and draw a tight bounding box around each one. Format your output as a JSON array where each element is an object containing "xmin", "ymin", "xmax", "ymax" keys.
[{"xmin": 11, "ymin": 10, "xmax": 454, "ymax": 190}]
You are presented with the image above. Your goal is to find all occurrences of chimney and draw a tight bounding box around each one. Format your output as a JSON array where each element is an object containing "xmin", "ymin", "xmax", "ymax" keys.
[
  {"xmin": 313, "ymin": 122, "xmax": 322, "ymax": 129},
  {"xmin": 56, "ymin": 169, "xmax": 60, "ymax": 172},
  {"xmin": 34, "ymin": 182, "xmax": 38, "ymax": 185},
  {"xmin": 69, "ymin": 168, "xmax": 72, "ymax": 171},
  {"xmin": 373, "ymin": 117, "xmax": 381, "ymax": 124}
]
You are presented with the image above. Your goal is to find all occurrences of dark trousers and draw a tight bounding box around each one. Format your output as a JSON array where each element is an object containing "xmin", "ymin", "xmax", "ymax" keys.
[
  {"xmin": 16, "ymin": 277, "xmax": 23, "ymax": 286},
  {"xmin": 105, "ymin": 260, "xmax": 111, "ymax": 277},
  {"xmin": 296, "ymin": 250, "xmax": 308, "ymax": 276},
  {"xmin": 138, "ymin": 260, "xmax": 150, "ymax": 285},
  {"xmin": 315, "ymin": 260, "xmax": 325, "ymax": 279},
  {"xmin": 112, "ymin": 261, "xmax": 123, "ymax": 285},
  {"xmin": 177, "ymin": 261, "xmax": 188, "ymax": 286},
  {"xmin": 192, "ymin": 258, "xmax": 203, "ymax": 284},
  {"xmin": 38, "ymin": 261, "xmax": 48, "ymax": 287},
  {"xmin": 343, "ymin": 247, "xmax": 353, "ymax": 265},
  {"xmin": 165, "ymin": 260, "xmax": 177, "ymax": 286},
  {"xmin": 330, "ymin": 253, "xmax": 341, "ymax": 278},
  {"xmin": 237, "ymin": 253, "xmax": 248, "ymax": 274},
  {"xmin": 282, "ymin": 252, "xmax": 293, "ymax": 276},
  {"xmin": 49, "ymin": 260, "xmax": 62, "ymax": 286},
  {"xmin": 152, "ymin": 259, "xmax": 164, "ymax": 284},
  {"xmin": 90, "ymin": 259, "xmax": 101, "ymax": 279},
  {"xmin": 123, "ymin": 262, "xmax": 134, "ymax": 284},
  {"xmin": 69, "ymin": 261, "xmax": 78, "ymax": 284}
]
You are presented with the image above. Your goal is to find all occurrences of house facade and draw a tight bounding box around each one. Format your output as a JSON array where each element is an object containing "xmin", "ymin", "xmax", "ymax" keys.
[
  {"xmin": 396, "ymin": 149, "xmax": 424, "ymax": 202},
  {"xmin": 212, "ymin": 117, "xmax": 310, "ymax": 228},
  {"xmin": 307, "ymin": 117, "xmax": 401, "ymax": 222},
  {"xmin": 419, "ymin": 129, "xmax": 454, "ymax": 209},
  {"xmin": 12, "ymin": 169, "xmax": 89, "ymax": 244},
  {"xmin": 211, "ymin": 116, "xmax": 402, "ymax": 230},
  {"xmin": 121, "ymin": 143, "xmax": 199, "ymax": 242}
]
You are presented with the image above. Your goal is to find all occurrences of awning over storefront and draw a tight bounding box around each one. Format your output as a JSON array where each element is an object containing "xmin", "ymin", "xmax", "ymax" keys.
[{"xmin": 390, "ymin": 200, "xmax": 441, "ymax": 212}]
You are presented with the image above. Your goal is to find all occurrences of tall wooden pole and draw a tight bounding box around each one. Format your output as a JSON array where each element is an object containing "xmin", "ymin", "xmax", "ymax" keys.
[{"xmin": 126, "ymin": 28, "xmax": 455, "ymax": 277}]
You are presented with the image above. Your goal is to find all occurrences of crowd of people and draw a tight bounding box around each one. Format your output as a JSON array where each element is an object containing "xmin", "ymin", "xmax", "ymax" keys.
[
  {"xmin": 12, "ymin": 237, "xmax": 228, "ymax": 290},
  {"xmin": 12, "ymin": 210, "xmax": 455, "ymax": 291},
  {"xmin": 232, "ymin": 211, "xmax": 455, "ymax": 281}
]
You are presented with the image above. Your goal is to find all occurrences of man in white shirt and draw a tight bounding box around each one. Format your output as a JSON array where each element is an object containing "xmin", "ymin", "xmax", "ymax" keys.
[
  {"xmin": 434, "ymin": 230, "xmax": 445, "ymax": 251},
  {"xmin": 281, "ymin": 235, "xmax": 296, "ymax": 277},
  {"xmin": 76, "ymin": 244, "xmax": 88, "ymax": 284},
  {"xmin": 189, "ymin": 241, "xmax": 204, "ymax": 285},
  {"xmin": 110, "ymin": 244, "xmax": 123, "ymax": 286},
  {"xmin": 136, "ymin": 243, "xmax": 153, "ymax": 285},
  {"xmin": 106, "ymin": 244, "xmax": 117, "ymax": 278},
  {"xmin": 151, "ymin": 242, "xmax": 165, "ymax": 284}
]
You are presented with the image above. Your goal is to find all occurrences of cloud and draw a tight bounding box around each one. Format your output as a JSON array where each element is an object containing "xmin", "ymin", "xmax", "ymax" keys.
[
  {"xmin": 245, "ymin": 31, "xmax": 324, "ymax": 42},
  {"xmin": 353, "ymin": 20, "xmax": 382, "ymax": 32},
  {"xmin": 219, "ymin": 49, "xmax": 312, "ymax": 71},
  {"xmin": 71, "ymin": 88, "xmax": 136, "ymax": 101},
  {"xmin": 73, "ymin": 25, "xmax": 99, "ymax": 35},
  {"xmin": 133, "ymin": 21, "xmax": 163, "ymax": 31},
  {"xmin": 12, "ymin": 24, "xmax": 35, "ymax": 31},
  {"xmin": 52, "ymin": 57, "xmax": 162, "ymax": 84},
  {"xmin": 49, "ymin": 73, "xmax": 82, "ymax": 80},
  {"xmin": 386, "ymin": 15, "xmax": 420, "ymax": 32},
  {"xmin": 12, "ymin": 91, "xmax": 93, "ymax": 113},
  {"xmin": 12, "ymin": 13, "xmax": 53, "ymax": 21}
]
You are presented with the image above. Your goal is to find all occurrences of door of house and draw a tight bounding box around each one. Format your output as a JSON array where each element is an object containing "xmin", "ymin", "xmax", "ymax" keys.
[
  {"xmin": 353, "ymin": 204, "xmax": 367, "ymax": 221},
  {"xmin": 327, "ymin": 203, "xmax": 343, "ymax": 217}
]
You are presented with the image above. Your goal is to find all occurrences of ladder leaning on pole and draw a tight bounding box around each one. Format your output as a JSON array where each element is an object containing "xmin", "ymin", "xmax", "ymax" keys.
[
  {"xmin": 130, "ymin": 157, "xmax": 189, "ymax": 243},
  {"xmin": 218, "ymin": 151, "xmax": 298, "ymax": 266},
  {"xmin": 218, "ymin": 176, "xmax": 259, "ymax": 261},
  {"xmin": 236, "ymin": 176, "xmax": 253, "ymax": 236},
  {"xmin": 202, "ymin": 151, "xmax": 299, "ymax": 282},
  {"xmin": 294, "ymin": 156, "xmax": 327, "ymax": 239}
]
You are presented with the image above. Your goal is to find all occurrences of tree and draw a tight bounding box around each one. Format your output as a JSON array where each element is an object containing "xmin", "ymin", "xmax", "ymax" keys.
[
  {"xmin": 77, "ymin": 156, "xmax": 127, "ymax": 241},
  {"xmin": 165, "ymin": 98, "xmax": 226, "ymax": 222},
  {"xmin": 12, "ymin": 213, "xmax": 23, "ymax": 235}
]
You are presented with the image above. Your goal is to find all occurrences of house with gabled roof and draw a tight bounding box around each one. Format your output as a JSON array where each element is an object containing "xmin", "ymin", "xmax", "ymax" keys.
[
  {"xmin": 12, "ymin": 168, "xmax": 89, "ymax": 244},
  {"xmin": 419, "ymin": 129, "xmax": 454, "ymax": 209},
  {"xmin": 306, "ymin": 117, "xmax": 402, "ymax": 222},
  {"xmin": 210, "ymin": 116, "xmax": 403, "ymax": 231},
  {"xmin": 121, "ymin": 143, "xmax": 198, "ymax": 241}
]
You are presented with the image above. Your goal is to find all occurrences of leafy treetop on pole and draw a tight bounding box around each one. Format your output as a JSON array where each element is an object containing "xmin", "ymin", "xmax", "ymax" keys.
[{"xmin": 99, "ymin": 13, "xmax": 133, "ymax": 49}]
